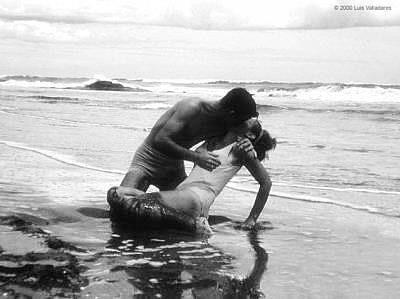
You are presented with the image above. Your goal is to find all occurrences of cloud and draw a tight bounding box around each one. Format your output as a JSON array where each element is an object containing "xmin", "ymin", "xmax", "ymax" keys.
[
  {"xmin": 0, "ymin": 20, "xmax": 90, "ymax": 43},
  {"xmin": 0, "ymin": 0, "xmax": 399, "ymax": 36}
]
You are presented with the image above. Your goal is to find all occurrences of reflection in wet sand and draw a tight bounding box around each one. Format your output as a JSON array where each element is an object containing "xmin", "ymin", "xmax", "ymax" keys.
[{"xmin": 105, "ymin": 223, "xmax": 269, "ymax": 298}]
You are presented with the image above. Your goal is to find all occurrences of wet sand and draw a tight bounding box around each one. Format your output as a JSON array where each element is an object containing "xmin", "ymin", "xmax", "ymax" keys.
[
  {"xmin": 1, "ymin": 82, "xmax": 400, "ymax": 297},
  {"xmin": 0, "ymin": 210, "xmax": 268, "ymax": 298},
  {"xmin": 1, "ymin": 192, "xmax": 400, "ymax": 298}
]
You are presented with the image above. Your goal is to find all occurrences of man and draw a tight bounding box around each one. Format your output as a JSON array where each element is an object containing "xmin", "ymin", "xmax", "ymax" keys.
[{"xmin": 120, "ymin": 87, "xmax": 258, "ymax": 192}]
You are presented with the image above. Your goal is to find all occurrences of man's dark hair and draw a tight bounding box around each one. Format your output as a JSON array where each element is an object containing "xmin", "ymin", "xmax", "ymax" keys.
[{"xmin": 220, "ymin": 88, "xmax": 258, "ymax": 121}]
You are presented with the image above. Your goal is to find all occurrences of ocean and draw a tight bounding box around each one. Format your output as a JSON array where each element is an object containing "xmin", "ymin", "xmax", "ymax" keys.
[{"xmin": 0, "ymin": 75, "xmax": 399, "ymax": 297}]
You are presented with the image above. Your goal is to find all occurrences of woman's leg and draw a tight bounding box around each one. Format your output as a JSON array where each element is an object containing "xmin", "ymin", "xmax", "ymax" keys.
[
  {"xmin": 107, "ymin": 188, "xmax": 198, "ymax": 231},
  {"xmin": 158, "ymin": 188, "xmax": 202, "ymax": 219},
  {"xmin": 109, "ymin": 187, "xmax": 201, "ymax": 218},
  {"xmin": 113, "ymin": 187, "xmax": 200, "ymax": 219},
  {"xmin": 107, "ymin": 187, "xmax": 210, "ymax": 233}
]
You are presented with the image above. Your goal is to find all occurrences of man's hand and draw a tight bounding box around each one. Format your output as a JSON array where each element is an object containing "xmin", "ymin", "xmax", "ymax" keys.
[
  {"xmin": 195, "ymin": 152, "xmax": 221, "ymax": 171},
  {"xmin": 233, "ymin": 137, "xmax": 256, "ymax": 161}
]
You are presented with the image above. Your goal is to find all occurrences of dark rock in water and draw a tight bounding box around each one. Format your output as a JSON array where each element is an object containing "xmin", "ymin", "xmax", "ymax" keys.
[
  {"xmin": 0, "ymin": 215, "xmax": 89, "ymax": 297},
  {"xmin": 84, "ymin": 80, "xmax": 150, "ymax": 92},
  {"xmin": 0, "ymin": 215, "xmax": 86, "ymax": 252},
  {"xmin": 0, "ymin": 251, "xmax": 88, "ymax": 296},
  {"xmin": 0, "ymin": 215, "xmax": 47, "ymax": 234},
  {"xmin": 85, "ymin": 80, "xmax": 124, "ymax": 90}
]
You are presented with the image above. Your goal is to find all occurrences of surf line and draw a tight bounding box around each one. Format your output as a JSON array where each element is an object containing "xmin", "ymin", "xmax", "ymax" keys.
[
  {"xmin": 226, "ymin": 184, "xmax": 399, "ymax": 218},
  {"xmin": 229, "ymin": 176, "xmax": 400, "ymax": 196},
  {"xmin": 272, "ymin": 182, "xmax": 400, "ymax": 196},
  {"xmin": 0, "ymin": 140, "xmax": 124, "ymax": 175},
  {"xmin": 2, "ymin": 140, "xmax": 398, "ymax": 197}
]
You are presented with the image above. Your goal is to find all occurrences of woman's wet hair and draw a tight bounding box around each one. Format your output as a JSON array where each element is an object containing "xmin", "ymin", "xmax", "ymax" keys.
[{"xmin": 249, "ymin": 121, "xmax": 277, "ymax": 161}]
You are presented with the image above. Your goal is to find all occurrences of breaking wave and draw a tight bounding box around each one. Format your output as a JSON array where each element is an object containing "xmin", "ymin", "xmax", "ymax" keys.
[
  {"xmin": 256, "ymin": 84, "xmax": 400, "ymax": 104},
  {"xmin": 3, "ymin": 75, "xmax": 399, "ymax": 104}
]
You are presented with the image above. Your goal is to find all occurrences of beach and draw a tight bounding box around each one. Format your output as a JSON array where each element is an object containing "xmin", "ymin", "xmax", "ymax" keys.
[{"xmin": 0, "ymin": 76, "xmax": 400, "ymax": 298}]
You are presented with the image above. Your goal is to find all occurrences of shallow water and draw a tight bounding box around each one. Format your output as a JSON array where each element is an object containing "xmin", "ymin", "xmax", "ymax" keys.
[{"xmin": 1, "ymin": 79, "xmax": 400, "ymax": 297}]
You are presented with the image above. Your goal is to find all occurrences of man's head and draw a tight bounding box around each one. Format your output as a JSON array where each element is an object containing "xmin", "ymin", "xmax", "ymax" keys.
[{"xmin": 220, "ymin": 88, "xmax": 258, "ymax": 125}]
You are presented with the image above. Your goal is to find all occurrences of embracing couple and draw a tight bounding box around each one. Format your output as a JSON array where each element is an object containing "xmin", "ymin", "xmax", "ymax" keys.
[{"xmin": 107, "ymin": 88, "xmax": 276, "ymax": 234}]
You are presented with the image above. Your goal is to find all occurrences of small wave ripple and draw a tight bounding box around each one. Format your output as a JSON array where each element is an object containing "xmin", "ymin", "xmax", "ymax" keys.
[
  {"xmin": 0, "ymin": 140, "xmax": 124, "ymax": 175},
  {"xmin": 227, "ymin": 182, "xmax": 399, "ymax": 218}
]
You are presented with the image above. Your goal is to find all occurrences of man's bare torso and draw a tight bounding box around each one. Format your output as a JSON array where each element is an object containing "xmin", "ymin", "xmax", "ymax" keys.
[{"xmin": 146, "ymin": 98, "xmax": 227, "ymax": 150}]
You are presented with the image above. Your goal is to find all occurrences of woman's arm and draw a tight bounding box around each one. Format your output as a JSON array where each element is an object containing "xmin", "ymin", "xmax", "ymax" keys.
[{"xmin": 242, "ymin": 158, "xmax": 272, "ymax": 228}]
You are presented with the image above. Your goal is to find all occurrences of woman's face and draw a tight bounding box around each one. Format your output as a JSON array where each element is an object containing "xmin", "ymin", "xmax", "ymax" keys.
[
  {"xmin": 233, "ymin": 118, "xmax": 259, "ymax": 141},
  {"xmin": 244, "ymin": 129, "xmax": 257, "ymax": 142}
]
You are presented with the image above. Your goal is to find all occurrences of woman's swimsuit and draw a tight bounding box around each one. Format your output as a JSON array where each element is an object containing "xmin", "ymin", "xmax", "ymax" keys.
[{"xmin": 176, "ymin": 143, "xmax": 241, "ymax": 216}]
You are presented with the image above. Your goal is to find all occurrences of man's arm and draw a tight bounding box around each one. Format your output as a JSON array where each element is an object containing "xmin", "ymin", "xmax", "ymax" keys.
[
  {"xmin": 241, "ymin": 158, "xmax": 272, "ymax": 228},
  {"xmin": 153, "ymin": 101, "xmax": 221, "ymax": 171}
]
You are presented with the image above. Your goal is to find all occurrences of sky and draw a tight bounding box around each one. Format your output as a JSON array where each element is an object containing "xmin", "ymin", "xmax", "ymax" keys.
[{"xmin": 1, "ymin": 0, "xmax": 400, "ymax": 83}]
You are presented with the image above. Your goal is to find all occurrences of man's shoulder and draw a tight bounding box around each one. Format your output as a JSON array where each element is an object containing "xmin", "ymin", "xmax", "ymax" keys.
[{"xmin": 175, "ymin": 97, "xmax": 203, "ymax": 113}]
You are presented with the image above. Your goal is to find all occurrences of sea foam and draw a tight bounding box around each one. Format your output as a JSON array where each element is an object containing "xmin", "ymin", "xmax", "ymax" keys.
[
  {"xmin": 0, "ymin": 140, "xmax": 124, "ymax": 175},
  {"xmin": 256, "ymin": 84, "xmax": 400, "ymax": 104}
]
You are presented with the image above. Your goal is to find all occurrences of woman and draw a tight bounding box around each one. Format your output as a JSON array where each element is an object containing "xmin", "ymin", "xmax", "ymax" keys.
[{"xmin": 107, "ymin": 119, "xmax": 276, "ymax": 234}]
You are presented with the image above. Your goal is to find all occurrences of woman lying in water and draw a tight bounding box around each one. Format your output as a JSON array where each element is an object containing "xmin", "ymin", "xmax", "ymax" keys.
[{"xmin": 107, "ymin": 119, "xmax": 276, "ymax": 234}]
